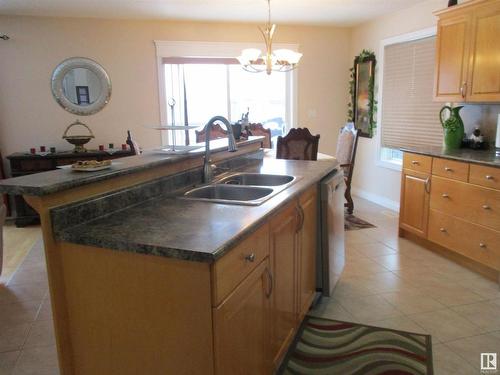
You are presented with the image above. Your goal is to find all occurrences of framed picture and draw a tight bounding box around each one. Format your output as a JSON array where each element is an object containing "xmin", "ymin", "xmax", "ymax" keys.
[{"xmin": 350, "ymin": 51, "xmax": 376, "ymax": 138}]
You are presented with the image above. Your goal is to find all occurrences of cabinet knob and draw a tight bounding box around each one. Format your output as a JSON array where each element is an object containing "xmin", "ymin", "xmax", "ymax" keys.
[
  {"xmin": 479, "ymin": 243, "xmax": 486, "ymax": 249},
  {"xmin": 482, "ymin": 205, "xmax": 491, "ymax": 210},
  {"xmin": 244, "ymin": 253, "xmax": 256, "ymax": 262},
  {"xmin": 485, "ymin": 175, "xmax": 494, "ymax": 180},
  {"xmin": 439, "ymin": 227, "xmax": 447, "ymax": 233},
  {"xmin": 411, "ymin": 160, "xmax": 420, "ymax": 165},
  {"xmin": 444, "ymin": 167, "xmax": 453, "ymax": 172},
  {"xmin": 442, "ymin": 193, "xmax": 449, "ymax": 198}
]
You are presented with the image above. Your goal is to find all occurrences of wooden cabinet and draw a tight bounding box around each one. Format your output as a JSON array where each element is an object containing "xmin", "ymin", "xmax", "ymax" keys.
[
  {"xmin": 269, "ymin": 201, "xmax": 298, "ymax": 368},
  {"xmin": 297, "ymin": 187, "xmax": 317, "ymax": 321},
  {"xmin": 434, "ymin": 13, "xmax": 471, "ymax": 101},
  {"xmin": 213, "ymin": 259, "xmax": 272, "ymax": 375},
  {"xmin": 268, "ymin": 186, "xmax": 318, "ymax": 369},
  {"xmin": 434, "ymin": 0, "xmax": 500, "ymax": 102},
  {"xmin": 400, "ymin": 151, "xmax": 500, "ymax": 283},
  {"xmin": 400, "ymin": 156, "xmax": 431, "ymax": 238}
]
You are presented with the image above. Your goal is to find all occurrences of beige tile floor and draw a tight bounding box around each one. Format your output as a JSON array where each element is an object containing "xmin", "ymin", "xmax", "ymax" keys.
[{"xmin": 0, "ymin": 197, "xmax": 499, "ymax": 374}]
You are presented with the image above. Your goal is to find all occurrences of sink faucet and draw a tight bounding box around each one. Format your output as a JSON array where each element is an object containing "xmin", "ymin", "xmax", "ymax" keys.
[{"xmin": 202, "ymin": 116, "xmax": 238, "ymax": 183}]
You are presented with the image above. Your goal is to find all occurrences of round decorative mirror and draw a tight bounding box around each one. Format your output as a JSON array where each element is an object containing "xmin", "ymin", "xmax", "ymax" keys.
[{"xmin": 51, "ymin": 57, "xmax": 111, "ymax": 116}]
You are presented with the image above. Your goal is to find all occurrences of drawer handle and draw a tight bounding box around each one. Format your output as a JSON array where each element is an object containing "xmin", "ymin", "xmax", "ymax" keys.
[
  {"xmin": 244, "ymin": 253, "xmax": 256, "ymax": 263},
  {"xmin": 411, "ymin": 160, "xmax": 420, "ymax": 165},
  {"xmin": 265, "ymin": 268, "xmax": 273, "ymax": 298},
  {"xmin": 442, "ymin": 193, "xmax": 449, "ymax": 198},
  {"xmin": 439, "ymin": 228, "xmax": 447, "ymax": 233},
  {"xmin": 482, "ymin": 205, "xmax": 491, "ymax": 210},
  {"xmin": 444, "ymin": 167, "xmax": 453, "ymax": 172},
  {"xmin": 479, "ymin": 243, "xmax": 487, "ymax": 249},
  {"xmin": 485, "ymin": 175, "xmax": 494, "ymax": 180}
]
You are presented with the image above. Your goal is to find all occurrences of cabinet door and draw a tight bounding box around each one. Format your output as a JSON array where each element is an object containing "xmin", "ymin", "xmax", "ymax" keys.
[
  {"xmin": 399, "ymin": 170, "xmax": 430, "ymax": 238},
  {"xmin": 213, "ymin": 259, "xmax": 272, "ymax": 375},
  {"xmin": 297, "ymin": 187, "xmax": 317, "ymax": 321},
  {"xmin": 467, "ymin": 1, "xmax": 500, "ymax": 102},
  {"xmin": 269, "ymin": 201, "xmax": 298, "ymax": 368},
  {"xmin": 434, "ymin": 14, "xmax": 471, "ymax": 101}
]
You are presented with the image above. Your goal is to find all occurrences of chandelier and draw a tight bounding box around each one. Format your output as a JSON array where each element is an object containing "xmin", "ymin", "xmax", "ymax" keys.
[{"xmin": 237, "ymin": 0, "xmax": 302, "ymax": 75}]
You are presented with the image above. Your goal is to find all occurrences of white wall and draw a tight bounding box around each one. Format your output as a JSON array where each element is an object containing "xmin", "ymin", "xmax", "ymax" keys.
[{"xmin": 350, "ymin": 0, "xmax": 500, "ymax": 211}]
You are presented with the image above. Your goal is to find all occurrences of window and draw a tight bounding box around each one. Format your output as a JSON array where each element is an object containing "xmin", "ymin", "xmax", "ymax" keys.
[
  {"xmin": 155, "ymin": 41, "xmax": 298, "ymax": 148},
  {"xmin": 377, "ymin": 28, "xmax": 442, "ymax": 169}
]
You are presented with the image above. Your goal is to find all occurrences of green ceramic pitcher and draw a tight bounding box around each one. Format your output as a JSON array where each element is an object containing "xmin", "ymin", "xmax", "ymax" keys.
[{"xmin": 439, "ymin": 105, "xmax": 464, "ymax": 150}]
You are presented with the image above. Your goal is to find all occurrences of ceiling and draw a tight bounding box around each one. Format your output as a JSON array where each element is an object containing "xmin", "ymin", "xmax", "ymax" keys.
[{"xmin": 0, "ymin": 0, "xmax": 430, "ymax": 26}]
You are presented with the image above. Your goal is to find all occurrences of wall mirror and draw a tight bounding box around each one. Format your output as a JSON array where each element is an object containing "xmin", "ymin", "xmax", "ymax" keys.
[{"xmin": 51, "ymin": 57, "xmax": 111, "ymax": 116}]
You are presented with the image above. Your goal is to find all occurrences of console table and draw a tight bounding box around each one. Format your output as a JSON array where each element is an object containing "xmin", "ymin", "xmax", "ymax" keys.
[{"xmin": 7, "ymin": 150, "xmax": 134, "ymax": 226}]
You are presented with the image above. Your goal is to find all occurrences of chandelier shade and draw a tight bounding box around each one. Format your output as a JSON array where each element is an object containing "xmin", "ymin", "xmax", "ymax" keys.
[{"xmin": 238, "ymin": 0, "xmax": 302, "ymax": 75}]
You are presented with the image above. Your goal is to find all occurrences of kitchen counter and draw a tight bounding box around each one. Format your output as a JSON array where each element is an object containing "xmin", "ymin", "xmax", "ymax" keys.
[
  {"xmin": 400, "ymin": 145, "xmax": 500, "ymax": 168},
  {"xmin": 57, "ymin": 155, "xmax": 339, "ymax": 262},
  {"xmin": 0, "ymin": 137, "xmax": 264, "ymax": 196}
]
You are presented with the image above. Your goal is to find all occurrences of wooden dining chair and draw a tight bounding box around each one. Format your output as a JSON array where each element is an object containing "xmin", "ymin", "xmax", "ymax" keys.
[
  {"xmin": 247, "ymin": 123, "xmax": 272, "ymax": 149},
  {"xmin": 335, "ymin": 126, "xmax": 360, "ymax": 214},
  {"xmin": 195, "ymin": 123, "xmax": 228, "ymax": 143},
  {"xmin": 276, "ymin": 128, "xmax": 320, "ymax": 161}
]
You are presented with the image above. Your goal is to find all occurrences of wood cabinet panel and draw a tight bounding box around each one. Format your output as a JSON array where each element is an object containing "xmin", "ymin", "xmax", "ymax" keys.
[
  {"xmin": 432, "ymin": 158, "xmax": 469, "ymax": 182},
  {"xmin": 430, "ymin": 176, "xmax": 500, "ymax": 231},
  {"xmin": 213, "ymin": 259, "xmax": 272, "ymax": 375},
  {"xmin": 434, "ymin": 14, "xmax": 471, "ymax": 101},
  {"xmin": 469, "ymin": 164, "xmax": 500, "ymax": 190},
  {"xmin": 400, "ymin": 169, "xmax": 430, "ymax": 238},
  {"xmin": 269, "ymin": 200, "xmax": 298, "ymax": 368},
  {"xmin": 403, "ymin": 153, "xmax": 433, "ymax": 174},
  {"xmin": 467, "ymin": 1, "xmax": 500, "ymax": 102},
  {"xmin": 298, "ymin": 187, "xmax": 317, "ymax": 321},
  {"xmin": 212, "ymin": 224, "xmax": 270, "ymax": 306},
  {"xmin": 428, "ymin": 209, "xmax": 500, "ymax": 270}
]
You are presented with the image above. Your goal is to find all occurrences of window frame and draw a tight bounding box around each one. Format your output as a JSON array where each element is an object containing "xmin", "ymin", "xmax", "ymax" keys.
[
  {"xmin": 375, "ymin": 26, "xmax": 437, "ymax": 171},
  {"xmin": 154, "ymin": 40, "xmax": 299, "ymax": 146}
]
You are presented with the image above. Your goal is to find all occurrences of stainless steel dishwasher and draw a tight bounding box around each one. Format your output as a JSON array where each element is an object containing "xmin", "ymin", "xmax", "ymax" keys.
[{"xmin": 317, "ymin": 169, "xmax": 346, "ymax": 297}]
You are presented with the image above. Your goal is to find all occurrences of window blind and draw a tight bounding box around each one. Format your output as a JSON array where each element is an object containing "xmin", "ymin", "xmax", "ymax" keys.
[{"xmin": 381, "ymin": 36, "xmax": 443, "ymax": 149}]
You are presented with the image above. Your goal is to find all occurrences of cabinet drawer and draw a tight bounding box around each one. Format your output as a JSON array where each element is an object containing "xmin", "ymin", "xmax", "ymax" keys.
[
  {"xmin": 469, "ymin": 164, "xmax": 500, "ymax": 190},
  {"xmin": 430, "ymin": 176, "xmax": 500, "ymax": 231},
  {"xmin": 432, "ymin": 158, "xmax": 469, "ymax": 182},
  {"xmin": 403, "ymin": 153, "xmax": 432, "ymax": 174},
  {"xmin": 212, "ymin": 224, "xmax": 270, "ymax": 306},
  {"xmin": 428, "ymin": 209, "xmax": 500, "ymax": 270}
]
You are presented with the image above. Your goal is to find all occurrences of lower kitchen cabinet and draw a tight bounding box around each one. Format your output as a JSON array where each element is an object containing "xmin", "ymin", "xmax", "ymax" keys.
[
  {"xmin": 269, "ymin": 200, "xmax": 298, "ymax": 367},
  {"xmin": 297, "ymin": 187, "xmax": 317, "ymax": 321},
  {"xmin": 399, "ymin": 168, "xmax": 430, "ymax": 238},
  {"xmin": 269, "ymin": 185, "xmax": 318, "ymax": 368},
  {"xmin": 213, "ymin": 259, "xmax": 273, "ymax": 375}
]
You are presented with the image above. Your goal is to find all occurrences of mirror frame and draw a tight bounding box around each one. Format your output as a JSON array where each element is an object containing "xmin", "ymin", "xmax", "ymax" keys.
[{"xmin": 51, "ymin": 57, "xmax": 112, "ymax": 116}]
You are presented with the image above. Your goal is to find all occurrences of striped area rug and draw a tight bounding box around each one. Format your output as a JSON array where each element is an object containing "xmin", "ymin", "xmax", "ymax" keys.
[{"xmin": 278, "ymin": 317, "xmax": 433, "ymax": 375}]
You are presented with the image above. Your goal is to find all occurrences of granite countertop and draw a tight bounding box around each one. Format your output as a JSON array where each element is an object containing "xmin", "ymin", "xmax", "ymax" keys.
[
  {"xmin": 0, "ymin": 137, "xmax": 263, "ymax": 196},
  {"xmin": 401, "ymin": 146, "xmax": 500, "ymax": 168},
  {"xmin": 58, "ymin": 156, "xmax": 339, "ymax": 263}
]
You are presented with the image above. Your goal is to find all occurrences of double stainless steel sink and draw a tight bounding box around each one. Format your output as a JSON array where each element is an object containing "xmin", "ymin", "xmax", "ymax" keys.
[{"xmin": 182, "ymin": 173, "xmax": 298, "ymax": 205}]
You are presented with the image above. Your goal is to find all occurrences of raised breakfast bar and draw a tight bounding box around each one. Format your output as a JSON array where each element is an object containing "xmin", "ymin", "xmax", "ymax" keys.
[{"xmin": 0, "ymin": 138, "xmax": 339, "ymax": 375}]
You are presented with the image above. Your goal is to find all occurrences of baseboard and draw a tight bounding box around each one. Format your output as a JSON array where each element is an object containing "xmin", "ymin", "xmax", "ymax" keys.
[{"xmin": 351, "ymin": 188, "xmax": 400, "ymax": 212}]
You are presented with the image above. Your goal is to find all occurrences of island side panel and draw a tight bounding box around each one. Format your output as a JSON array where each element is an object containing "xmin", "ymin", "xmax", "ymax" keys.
[{"xmin": 59, "ymin": 242, "xmax": 214, "ymax": 375}]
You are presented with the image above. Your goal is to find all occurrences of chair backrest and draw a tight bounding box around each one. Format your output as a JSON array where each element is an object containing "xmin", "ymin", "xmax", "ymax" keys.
[
  {"xmin": 195, "ymin": 123, "xmax": 228, "ymax": 143},
  {"xmin": 276, "ymin": 128, "xmax": 320, "ymax": 161},
  {"xmin": 0, "ymin": 204, "xmax": 6, "ymax": 276},
  {"xmin": 335, "ymin": 126, "xmax": 360, "ymax": 183},
  {"xmin": 247, "ymin": 123, "xmax": 272, "ymax": 149}
]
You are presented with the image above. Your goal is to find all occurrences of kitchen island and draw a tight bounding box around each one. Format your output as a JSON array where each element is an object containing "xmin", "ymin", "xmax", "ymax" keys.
[
  {"xmin": 0, "ymin": 139, "xmax": 339, "ymax": 375},
  {"xmin": 399, "ymin": 146, "xmax": 500, "ymax": 284}
]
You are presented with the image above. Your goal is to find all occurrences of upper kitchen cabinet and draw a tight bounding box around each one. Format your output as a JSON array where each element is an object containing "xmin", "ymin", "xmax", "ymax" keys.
[{"xmin": 434, "ymin": 0, "xmax": 500, "ymax": 103}]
